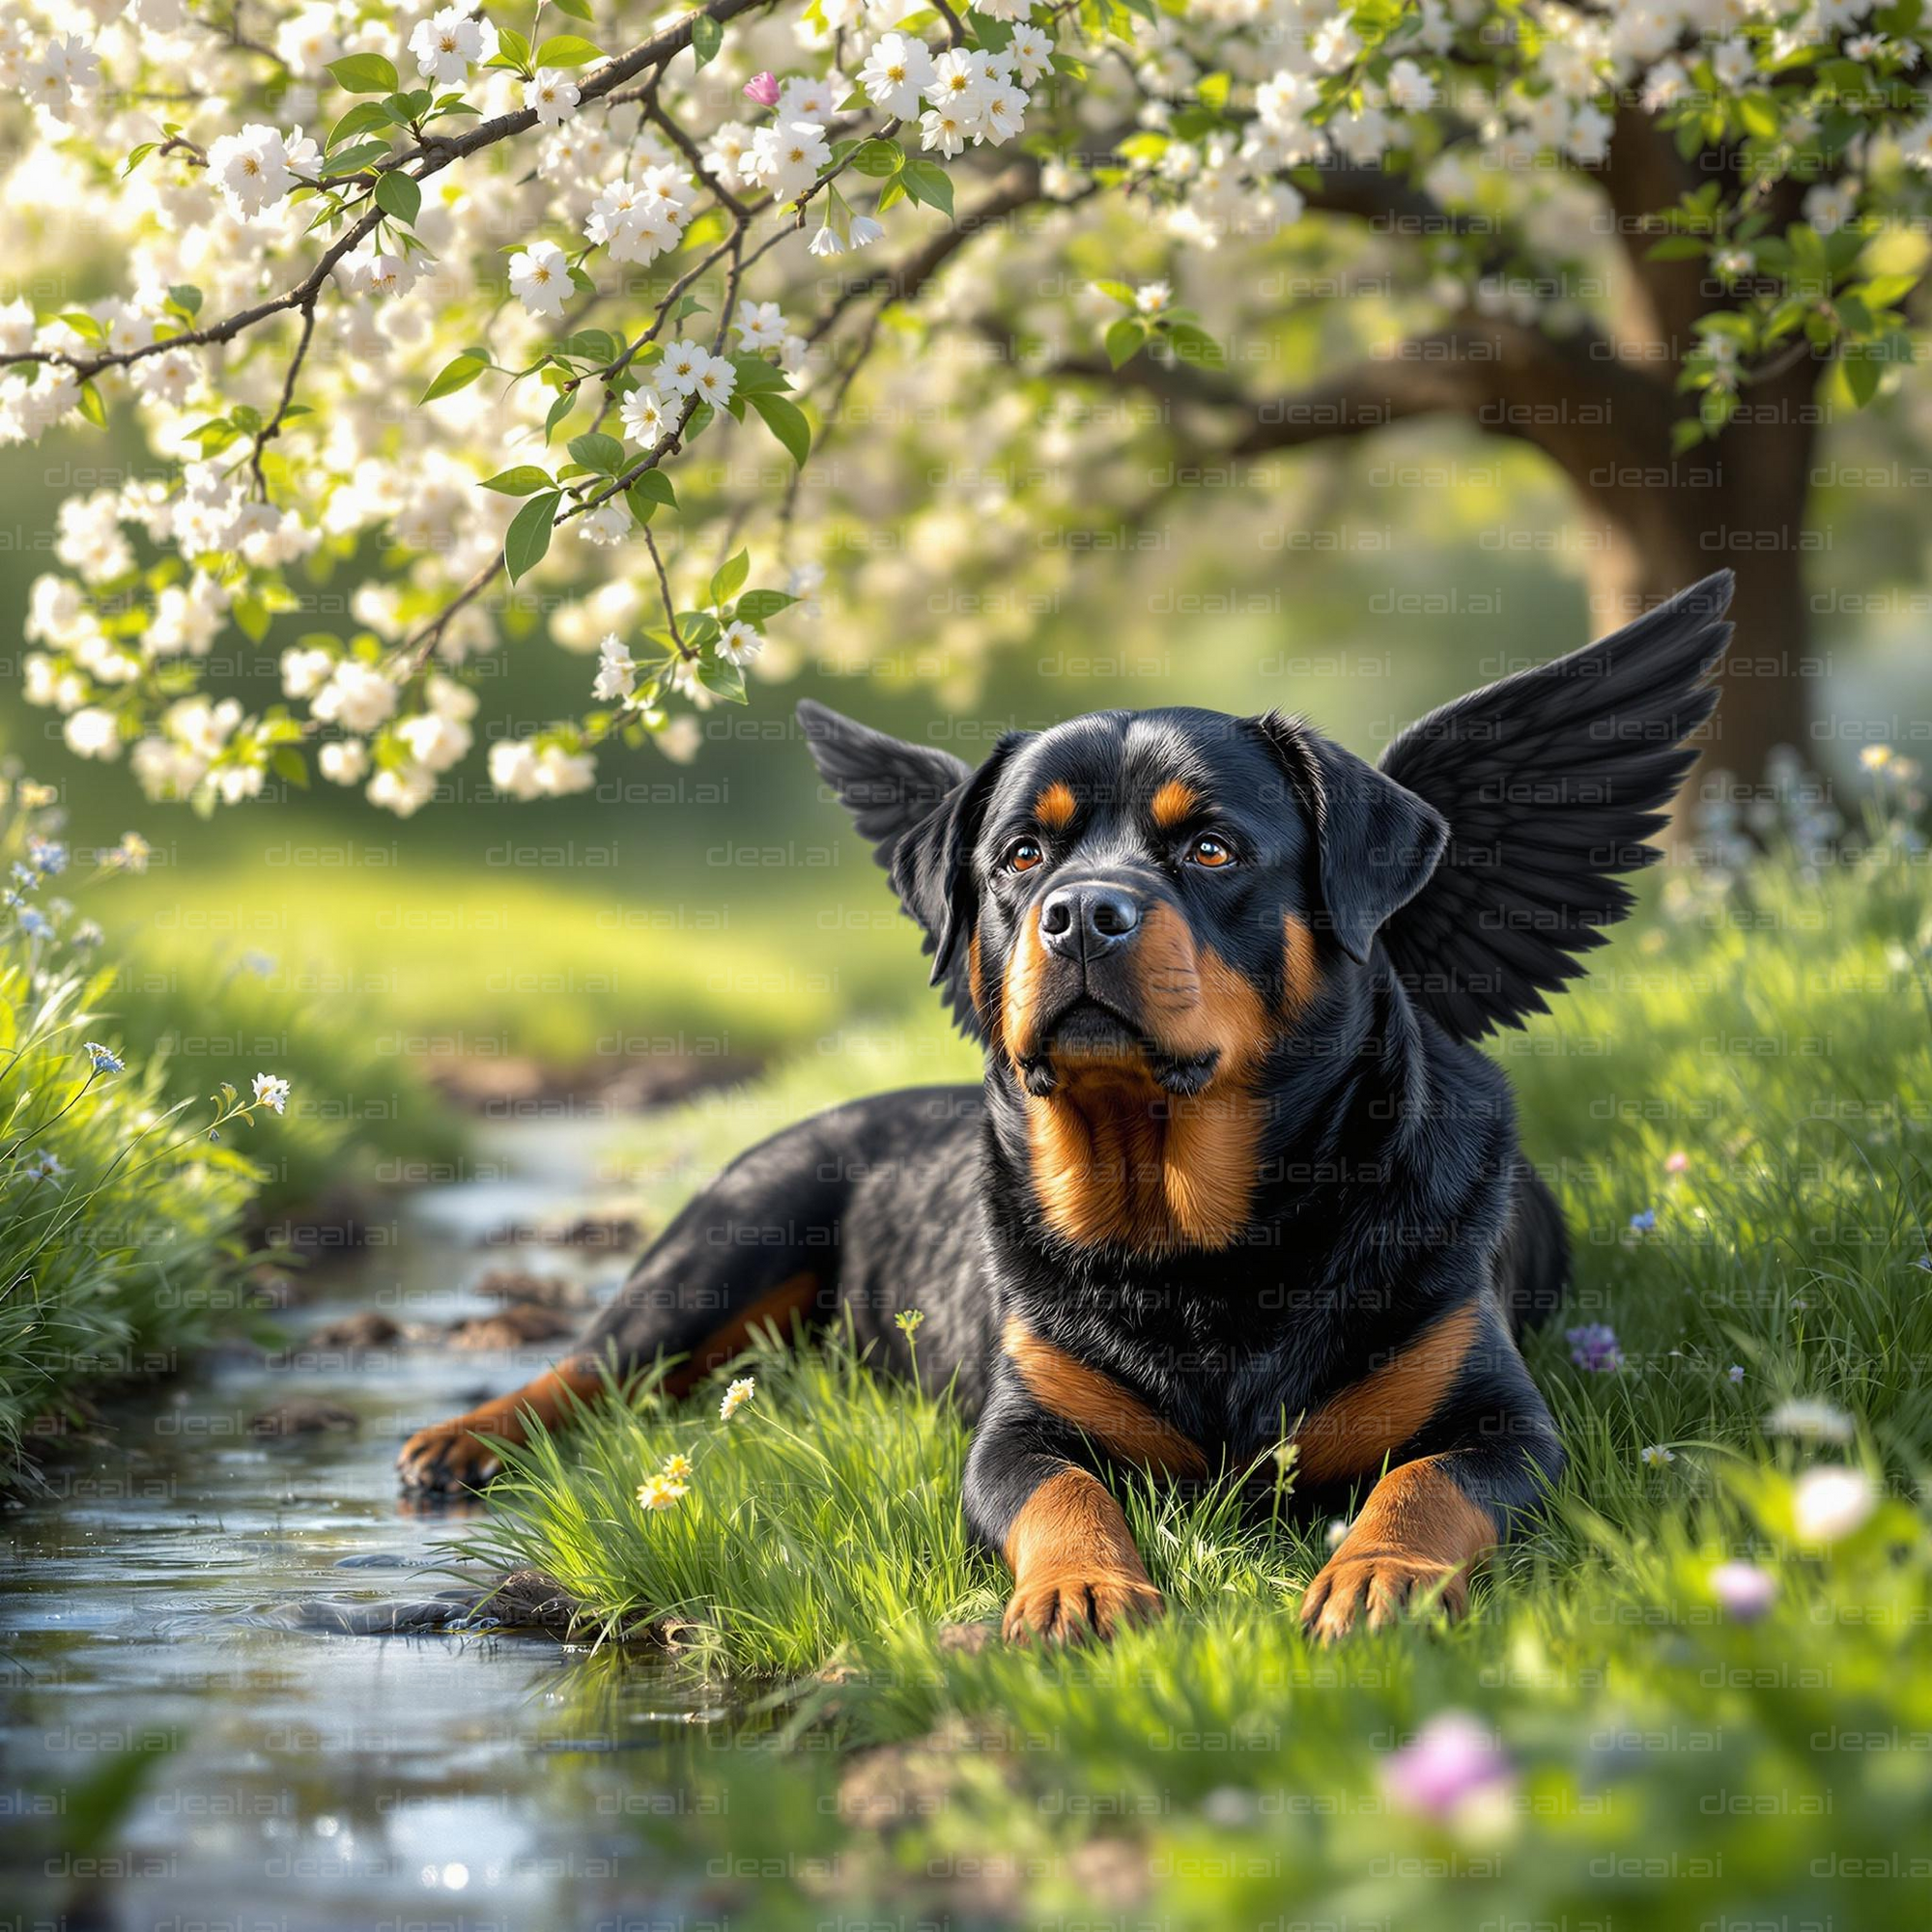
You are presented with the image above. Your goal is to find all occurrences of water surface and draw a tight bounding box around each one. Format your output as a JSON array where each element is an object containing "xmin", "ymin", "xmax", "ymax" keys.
[{"xmin": 1, "ymin": 1122, "xmax": 727, "ymax": 1931}]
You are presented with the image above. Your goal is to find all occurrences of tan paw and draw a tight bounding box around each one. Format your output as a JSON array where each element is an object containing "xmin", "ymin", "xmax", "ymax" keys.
[
  {"xmin": 1002, "ymin": 1570, "xmax": 1165, "ymax": 1645},
  {"xmin": 395, "ymin": 1416, "xmax": 505, "ymax": 1495},
  {"xmin": 1299, "ymin": 1552, "xmax": 1468, "ymax": 1643}
]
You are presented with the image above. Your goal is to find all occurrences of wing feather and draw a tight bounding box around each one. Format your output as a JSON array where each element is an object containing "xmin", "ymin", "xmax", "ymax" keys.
[{"xmin": 1377, "ymin": 572, "xmax": 1733, "ymax": 1040}]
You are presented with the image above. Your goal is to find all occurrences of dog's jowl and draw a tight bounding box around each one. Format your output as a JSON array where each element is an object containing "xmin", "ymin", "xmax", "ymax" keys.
[{"xmin": 398, "ymin": 574, "xmax": 1735, "ymax": 1643}]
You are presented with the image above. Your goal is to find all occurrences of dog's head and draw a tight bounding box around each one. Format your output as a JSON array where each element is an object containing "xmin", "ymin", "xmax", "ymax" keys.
[{"xmin": 801, "ymin": 700, "xmax": 1447, "ymax": 1100}]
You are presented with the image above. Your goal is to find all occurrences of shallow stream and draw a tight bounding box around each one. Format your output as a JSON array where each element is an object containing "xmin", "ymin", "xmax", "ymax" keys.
[{"xmin": 1, "ymin": 1121, "xmax": 730, "ymax": 1930}]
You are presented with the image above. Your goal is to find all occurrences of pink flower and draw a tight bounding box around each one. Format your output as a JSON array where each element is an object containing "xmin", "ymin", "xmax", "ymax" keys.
[
  {"xmin": 743, "ymin": 71, "xmax": 781, "ymax": 106},
  {"xmin": 1710, "ymin": 1560, "xmax": 1777, "ymax": 1622},
  {"xmin": 1380, "ymin": 1712, "xmax": 1512, "ymax": 1818},
  {"xmin": 1664, "ymin": 1150, "xmax": 1689, "ymax": 1173}
]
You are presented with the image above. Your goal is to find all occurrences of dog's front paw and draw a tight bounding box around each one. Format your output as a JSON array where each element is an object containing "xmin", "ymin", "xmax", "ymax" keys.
[
  {"xmin": 1002, "ymin": 1570, "xmax": 1164, "ymax": 1645},
  {"xmin": 396, "ymin": 1416, "xmax": 504, "ymax": 1495},
  {"xmin": 1298, "ymin": 1551, "xmax": 1467, "ymax": 1643}
]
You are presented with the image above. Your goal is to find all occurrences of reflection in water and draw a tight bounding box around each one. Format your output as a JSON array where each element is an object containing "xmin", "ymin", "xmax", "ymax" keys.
[{"xmin": 0, "ymin": 1126, "xmax": 738, "ymax": 1930}]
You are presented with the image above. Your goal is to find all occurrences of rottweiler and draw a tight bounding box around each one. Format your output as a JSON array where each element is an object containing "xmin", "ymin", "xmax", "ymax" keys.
[{"xmin": 399, "ymin": 572, "xmax": 1733, "ymax": 1642}]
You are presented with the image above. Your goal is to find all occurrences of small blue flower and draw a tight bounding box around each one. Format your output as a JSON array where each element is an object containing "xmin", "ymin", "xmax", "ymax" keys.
[
  {"xmin": 1727, "ymin": 1364, "xmax": 1746, "ymax": 1383},
  {"xmin": 27, "ymin": 838, "xmax": 68, "ymax": 877},
  {"xmin": 1630, "ymin": 1208, "xmax": 1658, "ymax": 1233},
  {"xmin": 21, "ymin": 1151, "xmax": 65, "ymax": 1182},
  {"xmin": 71, "ymin": 921, "xmax": 102, "ymax": 948},
  {"xmin": 83, "ymin": 1041, "xmax": 124, "ymax": 1074},
  {"xmin": 10, "ymin": 865, "xmax": 36, "ymax": 891},
  {"xmin": 1914, "ymin": 1255, "xmax": 1932, "ymax": 1274},
  {"xmin": 16, "ymin": 909, "xmax": 49, "ymax": 939}
]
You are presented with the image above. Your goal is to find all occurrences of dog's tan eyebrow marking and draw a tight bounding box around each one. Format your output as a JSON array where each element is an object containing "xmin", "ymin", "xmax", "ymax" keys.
[
  {"xmin": 1003, "ymin": 1317, "xmax": 1208, "ymax": 1477},
  {"xmin": 1034, "ymin": 781, "xmax": 1077, "ymax": 830},
  {"xmin": 1150, "ymin": 780, "xmax": 1198, "ymax": 830}
]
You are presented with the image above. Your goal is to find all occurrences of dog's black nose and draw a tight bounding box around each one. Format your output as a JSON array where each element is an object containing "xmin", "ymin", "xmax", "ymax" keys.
[{"xmin": 1039, "ymin": 884, "xmax": 1142, "ymax": 959}]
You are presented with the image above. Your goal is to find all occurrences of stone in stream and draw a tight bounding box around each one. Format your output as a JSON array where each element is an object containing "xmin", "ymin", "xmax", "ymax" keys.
[
  {"xmin": 299, "ymin": 1310, "xmax": 404, "ymax": 1352},
  {"xmin": 472, "ymin": 1265, "xmax": 594, "ymax": 1310},
  {"xmin": 248, "ymin": 1396, "xmax": 360, "ymax": 1436},
  {"xmin": 442, "ymin": 1303, "xmax": 579, "ymax": 1349}
]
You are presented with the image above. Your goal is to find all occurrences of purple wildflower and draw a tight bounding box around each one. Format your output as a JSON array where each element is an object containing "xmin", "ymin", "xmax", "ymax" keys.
[
  {"xmin": 1380, "ymin": 1711, "xmax": 1513, "ymax": 1818},
  {"xmin": 1566, "ymin": 1323, "xmax": 1624, "ymax": 1373},
  {"xmin": 1709, "ymin": 1561, "xmax": 1777, "ymax": 1622}
]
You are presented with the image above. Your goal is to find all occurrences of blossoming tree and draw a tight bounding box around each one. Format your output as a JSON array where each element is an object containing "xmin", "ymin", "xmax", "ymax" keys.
[{"xmin": 2, "ymin": 0, "xmax": 1926, "ymax": 811}]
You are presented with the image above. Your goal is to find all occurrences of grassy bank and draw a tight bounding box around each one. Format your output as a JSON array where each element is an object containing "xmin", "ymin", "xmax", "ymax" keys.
[
  {"xmin": 470, "ymin": 822, "xmax": 1932, "ymax": 1921},
  {"xmin": 0, "ymin": 797, "xmax": 262, "ymax": 1474}
]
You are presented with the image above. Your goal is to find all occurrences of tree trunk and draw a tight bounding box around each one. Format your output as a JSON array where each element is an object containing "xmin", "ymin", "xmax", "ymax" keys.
[{"xmin": 1577, "ymin": 357, "xmax": 1818, "ymax": 798}]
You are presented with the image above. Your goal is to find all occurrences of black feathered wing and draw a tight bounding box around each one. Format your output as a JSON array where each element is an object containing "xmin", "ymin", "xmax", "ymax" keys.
[
  {"xmin": 797, "ymin": 698, "xmax": 970, "ymax": 870},
  {"xmin": 1375, "ymin": 571, "xmax": 1734, "ymax": 1041}
]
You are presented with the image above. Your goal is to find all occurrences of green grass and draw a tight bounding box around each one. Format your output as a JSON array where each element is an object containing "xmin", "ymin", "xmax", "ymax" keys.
[
  {"xmin": 468, "ymin": 833, "xmax": 1932, "ymax": 1922},
  {"xmin": 111, "ymin": 859, "xmax": 927, "ymax": 1068},
  {"xmin": 0, "ymin": 814, "xmax": 262, "ymax": 1475}
]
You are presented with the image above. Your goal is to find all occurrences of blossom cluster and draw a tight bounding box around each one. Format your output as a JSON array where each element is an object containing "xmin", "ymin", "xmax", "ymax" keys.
[{"xmin": 2, "ymin": 0, "xmax": 1930, "ymax": 812}]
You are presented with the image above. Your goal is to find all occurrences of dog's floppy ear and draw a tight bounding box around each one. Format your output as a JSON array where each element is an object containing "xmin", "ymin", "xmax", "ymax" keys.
[
  {"xmin": 1254, "ymin": 712, "xmax": 1448, "ymax": 965},
  {"xmin": 799, "ymin": 699, "xmax": 1019, "ymax": 1033}
]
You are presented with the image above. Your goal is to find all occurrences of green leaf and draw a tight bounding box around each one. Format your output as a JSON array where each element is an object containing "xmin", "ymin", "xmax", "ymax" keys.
[
  {"xmin": 735, "ymin": 588, "xmax": 798, "ymax": 626},
  {"xmin": 709, "ymin": 550, "xmax": 750, "ymax": 607},
  {"xmin": 123, "ymin": 142, "xmax": 156, "ymax": 177},
  {"xmin": 233, "ymin": 594, "xmax": 270, "ymax": 642},
  {"xmin": 373, "ymin": 169, "xmax": 421, "ymax": 225},
  {"xmin": 327, "ymin": 52, "xmax": 401, "ymax": 94},
  {"xmin": 691, "ymin": 14, "xmax": 724, "ymax": 65},
  {"xmin": 696, "ymin": 653, "xmax": 747, "ymax": 703},
  {"xmin": 76, "ymin": 380, "xmax": 107, "ymax": 429},
  {"xmin": 1840, "ymin": 348, "xmax": 1882, "ymax": 407},
  {"xmin": 849, "ymin": 136, "xmax": 904, "ymax": 177},
  {"xmin": 625, "ymin": 483, "xmax": 662, "ymax": 527},
  {"xmin": 559, "ymin": 327, "xmax": 621, "ymax": 365},
  {"xmin": 327, "ymin": 100, "xmax": 394, "ymax": 146},
  {"xmin": 419, "ymin": 352, "xmax": 488, "ymax": 403},
  {"xmin": 1092, "ymin": 278, "xmax": 1137, "ymax": 305},
  {"xmin": 492, "ymin": 26, "xmax": 531, "ymax": 71},
  {"xmin": 1105, "ymin": 316, "xmax": 1147, "ymax": 368},
  {"xmin": 630, "ymin": 469, "xmax": 677, "ymax": 508},
  {"xmin": 1644, "ymin": 235, "xmax": 1708, "ymax": 261},
  {"xmin": 504, "ymin": 492, "xmax": 562, "ymax": 582},
  {"xmin": 746, "ymin": 390, "xmax": 810, "ymax": 467},
  {"xmin": 1855, "ymin": 272, "xmax": 1918, "ymax": 309},
  {"xmin": 566, "ymin": 430, "xmax": 627, "ymax": 475},
  {"xmin": 271, "ymin": 747, "xmax": 309, "ymax": 789},
  {"xmin": 532, "ymin": 34, "xmax": 604, "ymax": 67},
  {"xmin": 1164, "ymin": 321, "xmax": 1225, "ymax": 368},
  {"xmin": 727, "ymin": 354, "xmax": 790, "ymax": 395},
  {"xmin": 899, "ymin": 157, "xmax": 954, "ymax": 216},
  {"xmin": 550, "ymin": 0, "xmax": 594, "ymax": 18},
  {"xmin": 534, "ymin": 388, "xmax": 575, "ymax": 443},
  {"xmin": 320, "ymin": 140, "xmax": 394, "ymax": 178},
  {"xmin": 481, "ymin": 466, "xmax": 555, "ymax": 495}
]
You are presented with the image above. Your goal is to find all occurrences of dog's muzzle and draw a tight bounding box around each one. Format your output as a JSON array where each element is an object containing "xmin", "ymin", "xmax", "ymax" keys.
[{"xmin": 1017, "ymin": 879, "xmax": 1220, "ymax": 1100}]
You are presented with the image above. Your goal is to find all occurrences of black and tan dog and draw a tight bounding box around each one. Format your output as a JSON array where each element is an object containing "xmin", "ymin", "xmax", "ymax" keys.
[{"xmin": 399, "ymin": 573, "xmax": 1733, "ymax": 1642}]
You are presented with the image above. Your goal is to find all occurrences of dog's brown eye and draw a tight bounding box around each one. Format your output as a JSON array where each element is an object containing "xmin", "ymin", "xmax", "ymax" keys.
[
  {"xmin": 1007, "ymin": 838, "xmax": 1044, "ymax": 874},
  {"xmin": 1189, "ymin": 837, "xmax": 1235, "ymax": 868}
]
